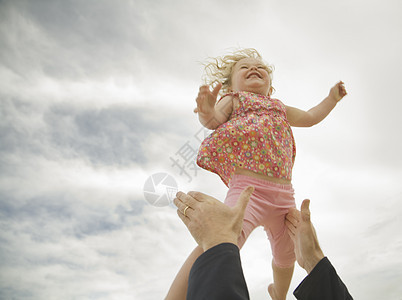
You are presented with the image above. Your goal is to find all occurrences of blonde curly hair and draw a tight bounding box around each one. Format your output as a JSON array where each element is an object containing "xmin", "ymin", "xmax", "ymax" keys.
[{"xmin": 202, "ymin": 48, "xmax": 275, "ymax": 96}]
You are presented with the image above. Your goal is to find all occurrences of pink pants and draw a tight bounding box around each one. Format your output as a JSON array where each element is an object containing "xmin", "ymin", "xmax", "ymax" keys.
[{"xmin": 225, "ymin": 174, "xmax": 296, "ymax": 268}]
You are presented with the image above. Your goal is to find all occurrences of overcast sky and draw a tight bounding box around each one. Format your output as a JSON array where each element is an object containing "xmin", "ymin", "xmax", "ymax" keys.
[{"xmin": 1, "ymin": 0, "xmax": 401, "ymax": 299}]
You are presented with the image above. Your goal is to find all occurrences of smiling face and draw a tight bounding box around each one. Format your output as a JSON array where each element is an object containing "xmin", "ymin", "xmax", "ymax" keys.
[{"xmin": 229, "ymin": 57, "xmax": 272, "ymax": 96}]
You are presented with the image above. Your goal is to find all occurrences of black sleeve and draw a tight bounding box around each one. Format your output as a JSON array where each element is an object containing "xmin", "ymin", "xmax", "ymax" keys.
[
  {"xmin": 293, "ymin": 257, "xmax": 353, "ymax": 300},
  {"xmin": 187, "ymin": 243, "xmax": 250, "ymax": 300}
]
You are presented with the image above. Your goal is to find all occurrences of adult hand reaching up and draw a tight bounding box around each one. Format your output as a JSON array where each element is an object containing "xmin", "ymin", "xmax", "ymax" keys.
[
  {"xmin": 285, "ymin": 199, "xmax": 325, "ymax": 274},
  {"xmin": 174, "ymin": 186, "xmax": 254, "ymax": 251}
]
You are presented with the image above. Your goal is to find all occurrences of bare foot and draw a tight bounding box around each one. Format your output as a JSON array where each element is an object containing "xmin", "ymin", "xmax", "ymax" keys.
[{"xmin": 268, "ymin": 284, "xmax": 279, "ymax": 300}]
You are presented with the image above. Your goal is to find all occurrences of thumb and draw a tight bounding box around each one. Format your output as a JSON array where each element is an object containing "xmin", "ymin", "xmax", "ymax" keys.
[
  {"xmin": 234, "ymin": 186, "xmax": 254, "ymax": 214},
  {"xmin": 301, "ymin": 199, "xmax": 311, "ymax": 222},
  {"xmin": 211, "ymin": 82, "xmax": 222, "ymax": 98}
]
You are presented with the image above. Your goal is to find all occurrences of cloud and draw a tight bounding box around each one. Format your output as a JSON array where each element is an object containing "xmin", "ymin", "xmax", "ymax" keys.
[
  {"xmin": 1, "ymin": 0, "xmax": 143, "ymax": 80},
  {"xmin": 0, "ymin": 0, "xmax": 217, "ymax": 86},
  {"xmin": 0, "ymin": 156, "xmax": 155, "ymax": 299},
  {"xmin": 0, "ymin": 91, "xmax": 195, "ymax": 168}
]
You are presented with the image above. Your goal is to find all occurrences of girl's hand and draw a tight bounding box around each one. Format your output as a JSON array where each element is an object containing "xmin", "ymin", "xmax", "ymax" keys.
[
  {"xmin": 194, "ymin": 83, "xmax": 222, "ymax": 114},
  {"xmin": 329, "ymin": 81, "xmax": 347, "ymax": 102}
]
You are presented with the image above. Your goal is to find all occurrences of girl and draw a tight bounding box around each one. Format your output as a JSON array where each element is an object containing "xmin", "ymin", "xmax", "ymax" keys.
[{"xmin": 166, "ymin": 48, "xmax": 347, "ymax": 300}]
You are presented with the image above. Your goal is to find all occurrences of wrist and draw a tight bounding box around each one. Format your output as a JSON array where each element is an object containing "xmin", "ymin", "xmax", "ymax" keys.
[
  {"xmin": 202, "ymin": 234, "xmax": 238, "ymax": 252},
  {"xmin": 327, "ymin": 94, "xmax": 340, "ymax": 104},
  {"xmin": 304, "ymin": 250, "xmax": 325, "ymax": 274},
  {"xmin": 198, "ymin": 107, "xmax": 216, "ymax": 117}
]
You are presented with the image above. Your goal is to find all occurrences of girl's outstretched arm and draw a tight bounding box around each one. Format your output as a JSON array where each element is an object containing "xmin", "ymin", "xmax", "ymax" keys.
[
  {"xmin": 286, "ymin": 81, "xmax": 347, "ymax": 127},
  {"xmin": 194, "ymin": 83, "xmax": 234, "ymax": 129}
]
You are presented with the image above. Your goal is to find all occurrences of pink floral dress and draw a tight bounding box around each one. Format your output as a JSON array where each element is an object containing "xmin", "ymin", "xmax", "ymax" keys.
[{"xmin": 197, "ymin": 91, "xmax": 296, "ymax": 187}]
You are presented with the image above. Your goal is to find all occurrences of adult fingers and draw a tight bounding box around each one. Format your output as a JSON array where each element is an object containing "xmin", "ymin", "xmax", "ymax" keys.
[
  {"xmin": 285, "ymin": 209, "xmax": 299, "ymax": 227},
  {"xmin": 174, "ymin": 196, "xmax": 194, "ymax": 218},
  {"xmin": 301, "ymin": 199, "xmax": 311, "ymax": 222},
  {"xmin": 285, "ymin": 219, "xmax": 296, "ymax": 236},
  {"xmin": 187, "ymin": 190, "xmax": 212, "ymax": 204},
  {"xmin": 176, "ymin": 191, "xmax": 199, "ymax": 208},
  {"xmin": 173, "ymin": 197, "xmax": 187, "ymax": 213},
  {"xmin": 285, "ymin": 220, "xmax": 296, "ymax": 245},
  {"xmin": 177, "ymin": 208, "xmax": 190, "ymax": 226},
  {"xmin": 234, "ymin": 186, "xmax": 254, "ymax": 213},
  {"xmin": 286, "ymin": 206, "xmax": 300, "ymax": 219}
]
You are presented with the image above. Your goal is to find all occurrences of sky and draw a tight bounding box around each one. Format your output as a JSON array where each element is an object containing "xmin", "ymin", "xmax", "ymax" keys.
[{"xmin": 0, "ymin": 0, "xmax": 401, "ymax": 299}]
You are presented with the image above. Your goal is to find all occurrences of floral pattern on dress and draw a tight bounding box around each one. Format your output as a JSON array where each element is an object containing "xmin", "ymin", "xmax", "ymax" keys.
[{"xmin": 196, "ymin": 91, "xmax": 296, "ymax": 187}]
